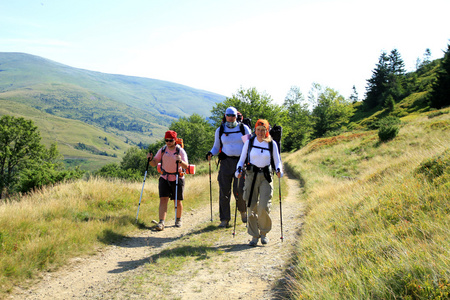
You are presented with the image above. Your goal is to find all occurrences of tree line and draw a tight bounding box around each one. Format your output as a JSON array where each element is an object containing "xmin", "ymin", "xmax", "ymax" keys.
[
  {"xmin": 2, "ymin": 44, "xmax": 449, "ymax": 197},
  {"xmin": 98, "ymin": 43, "xmax": 449, "ymax": 181},
  {"xmin": 364, "ymin": 44, "xmax": 450, "ymax": 111}
]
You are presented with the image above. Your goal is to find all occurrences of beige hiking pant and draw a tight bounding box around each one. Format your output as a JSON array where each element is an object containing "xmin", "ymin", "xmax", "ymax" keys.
[{"xmin": 243, "ymin": 170, "xmax": 273, "ymax": 238}]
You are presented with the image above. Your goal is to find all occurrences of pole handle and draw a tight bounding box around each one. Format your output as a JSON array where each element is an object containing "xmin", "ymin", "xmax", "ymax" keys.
[{"xmin": 146, "ymin": 154, "xmax": 152, "ymax": 171}]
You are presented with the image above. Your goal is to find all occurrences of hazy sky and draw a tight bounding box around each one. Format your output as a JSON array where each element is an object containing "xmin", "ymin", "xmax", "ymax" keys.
[{"xmin": 1, "ymin": 0, "xmax": 449, "ymax": 104}]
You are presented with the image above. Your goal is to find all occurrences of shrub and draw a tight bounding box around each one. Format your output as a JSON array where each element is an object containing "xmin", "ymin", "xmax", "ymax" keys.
[
  {"xmin": 415, "ymin": 149, "xmax": 450, "ymax": 184},
  {"xmin": 378, "ymin": 116, "xmax": 401, "ymax": 142},
  {"xmin": 94, "ymin": 163, "xmax": 142, "ymax": 181},
  {"xmin": 384, "ymin": 94, "xmax": 395, "ymax": 111}
]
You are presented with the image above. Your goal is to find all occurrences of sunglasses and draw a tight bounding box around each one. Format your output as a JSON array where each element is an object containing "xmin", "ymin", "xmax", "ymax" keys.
[
  {"xmin": 165, "ymin": 139, "xmax": 174, "ymax": 142},
  {"xmin": 226, "ymin": 114, "xmax": 236, "ymax": 117}
]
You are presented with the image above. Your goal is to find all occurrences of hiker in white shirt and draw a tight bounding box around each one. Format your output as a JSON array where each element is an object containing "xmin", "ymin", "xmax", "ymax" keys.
[
  {"xmin": 206, "ymin": 107, "xmax": 251, "ymax": 228},
  {"xmin": 236, "ymin": 119, "xmax": 282, "ymax": 246}
]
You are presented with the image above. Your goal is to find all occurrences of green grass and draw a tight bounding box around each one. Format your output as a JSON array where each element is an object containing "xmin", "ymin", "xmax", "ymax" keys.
[
  {"xmin": 0, "ymin": 84, "xmax": 167, "ymax": 147},
  {"xmin": 0, "ymin": 99, "xmax": 126, "ymax": 171},
  {"xmin": 284, "ymin": 108, "xmax": 450, "ymax": 299}
]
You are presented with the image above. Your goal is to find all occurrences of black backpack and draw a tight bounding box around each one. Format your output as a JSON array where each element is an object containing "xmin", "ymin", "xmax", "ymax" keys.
[{"xmin": 269, "ymin": 125, "xmax": 282, "ymax": 154}]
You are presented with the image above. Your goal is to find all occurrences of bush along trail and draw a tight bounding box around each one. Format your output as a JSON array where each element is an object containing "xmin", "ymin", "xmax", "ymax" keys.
[{"xmin": 11, "ymin": 172, "xmax": 304, "ymax": 300}]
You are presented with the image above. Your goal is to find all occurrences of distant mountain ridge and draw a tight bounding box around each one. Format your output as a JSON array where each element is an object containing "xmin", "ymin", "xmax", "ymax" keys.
[
  {"xmin": 0, "ymin": 52, "xmax": 225, "ymax": 170},
  {"xmin": 0, "ymin": 52, "xmax": 224, "ymax": 119}
]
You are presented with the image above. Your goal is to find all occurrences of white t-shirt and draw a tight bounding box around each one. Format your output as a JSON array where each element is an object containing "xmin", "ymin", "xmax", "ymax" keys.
[
  {"xmin": 210, "ymin": 123, "xmax": 252, "ymax": 157},
  {"xmin": 236, "ymin": 137, "xmax": 283, "ymax": 176}
]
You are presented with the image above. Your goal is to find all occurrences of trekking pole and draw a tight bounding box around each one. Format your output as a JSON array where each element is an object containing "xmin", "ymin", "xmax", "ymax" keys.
[
  {"xmin": 208, "ymin": 159, "xmax": 213, "ymax": 222},
  {"xmin": 136, "ymin": 156, "xmax": 151, "ymax": 223},
  {"xmin": 278, "ymin": 171, "xmax": 284, "ymax": 242},
  {"xmin": 232, "ymin": 172, "xmax": 241, "ymax": 237},
  {"xmin": 175, "ymin": 160, "xmax": 179, "ymax": 225}
]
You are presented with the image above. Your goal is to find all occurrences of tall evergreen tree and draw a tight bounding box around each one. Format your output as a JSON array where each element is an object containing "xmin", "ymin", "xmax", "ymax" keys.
[
  {"xmin": 350, "ymin": 85, "xmax": 359, "ymax": 103},
  {"xmin": 364, "ymin": 49, "xmax": 408, "ymax": 109},
  {"xmin": 430, "ymin": 44, "xmax": 450, "ymax": 109},
  {"xmin": 387, "ymin": 49, "xmax": 407, "ymax": 101},
  {"xmin": 423, "ymin": 48, "xmax": 432, "ymax": 66},
  {"xmin": 389, "ymin": 49, "xmax": 406, "ymax": 75},
  {"xmin": 364, "ymin": 52, "xmax": 390, "ymax": 109}
]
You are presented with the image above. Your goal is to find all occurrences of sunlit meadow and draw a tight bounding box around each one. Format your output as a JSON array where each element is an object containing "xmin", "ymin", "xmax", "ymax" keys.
[
  {"xmin": 0, "ymin": 164, "xmax": 219, "ymax": 295},
  {"xmin": 284, "ymin": 110, "xmax": 449, "ymax": 299}
]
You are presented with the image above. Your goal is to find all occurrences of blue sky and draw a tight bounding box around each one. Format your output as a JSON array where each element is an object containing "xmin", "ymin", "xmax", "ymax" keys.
[{"xmin": 1, "ymin": 0, "xmax": 449, "ymax": 104}]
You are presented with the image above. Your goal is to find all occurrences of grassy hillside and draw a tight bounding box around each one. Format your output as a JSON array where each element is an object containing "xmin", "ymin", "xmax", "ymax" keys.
[
  {"xmin": 284, "ymin": 108, "xmax": 449, "ymax": 298},
  {"xmin": 0, "ymin": 52, "xmax": 224, "ymax": 119},
  {"xmin": 0, "ymin": 83, "xmax": 168, "ymax": 143},
  {"xmin": 0, "ymin": 99, "xmax": 126, "ymax": 171},
  {"xmin": 0, "ymin": 52, "xmax": 225, "ymax": 169},
  {"xmin": 0, "ymin": 108, "xmax": 448, "ymax": 298}
]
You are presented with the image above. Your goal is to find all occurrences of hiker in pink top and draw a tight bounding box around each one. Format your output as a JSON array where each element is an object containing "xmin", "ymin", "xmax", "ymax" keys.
[{"xmin": 147, "ymin": 130, "xmax": 189, "ymax": 231}]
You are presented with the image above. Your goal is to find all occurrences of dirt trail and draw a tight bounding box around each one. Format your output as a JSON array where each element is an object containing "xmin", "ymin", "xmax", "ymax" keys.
[{"xmin": 11, "ymin": 173, "xmax": 304, "ymax": 299}]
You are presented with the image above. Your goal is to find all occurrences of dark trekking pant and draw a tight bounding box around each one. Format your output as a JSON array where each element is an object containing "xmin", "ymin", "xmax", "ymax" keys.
[{"xmin": 217, "ymin": 156, "xmax": 246, "ymax": 221}]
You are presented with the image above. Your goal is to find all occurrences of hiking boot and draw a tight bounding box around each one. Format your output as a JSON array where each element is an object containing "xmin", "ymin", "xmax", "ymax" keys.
[
  {"xmin": 156, "ymin": 221, "xmax": 165, "ymax": 231},
  {"xmin": 218, "ymin": 220, "xmax": 229, "ymax": 228},
  {"xmin": 175, "ymin": 218, "xmax": 182, "ymax": 227},
  {"xmin": 261, "ymin": 235, "xmax": 269, "ymax": 245},
  {"xmin": 240, "ymin": 211, "xmax": 247, "ymax": 223},
  {"xmin": 249, "ymin": 237, "xmax": 259, "ymax": 247}
]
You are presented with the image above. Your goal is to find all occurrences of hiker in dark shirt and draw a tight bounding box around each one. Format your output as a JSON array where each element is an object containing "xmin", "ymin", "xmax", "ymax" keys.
[
  {"xmin": 206, "ymin": 107, "xmax": 252, "ymax": 228},
  {"xmin": 236, "ymin": 119, "xmax": 282, "ymax": 246},
  {"xmin": 147, "ymin": 130, "xmax": 188, "ymax": 231}
]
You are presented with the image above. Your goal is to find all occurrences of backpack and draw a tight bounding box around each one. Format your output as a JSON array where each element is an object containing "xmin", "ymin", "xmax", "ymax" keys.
[
  {"xmin": 269, "ymin": 125, "xmax": 282, "ymax": 154},
  {"xmin": 157, "ymin": 138, "xmax": 195, "ymax": 175}
]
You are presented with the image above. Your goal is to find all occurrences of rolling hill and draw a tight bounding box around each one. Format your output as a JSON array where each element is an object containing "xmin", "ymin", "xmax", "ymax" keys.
[{"xmin": 0, "ymin": 52, "xmax": 225, "ymax": 170}]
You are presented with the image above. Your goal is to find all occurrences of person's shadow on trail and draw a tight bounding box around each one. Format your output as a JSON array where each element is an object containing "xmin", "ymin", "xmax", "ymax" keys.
[{"xmin": 108, "ymin": 224, "xmax": 252, "ymax": 274}]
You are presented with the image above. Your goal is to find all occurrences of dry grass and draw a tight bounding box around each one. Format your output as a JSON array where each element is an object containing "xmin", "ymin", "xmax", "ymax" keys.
[
  {"xmin": 0, "ymin": 160, "xmax": 285, "ymax": 297},
  {"xmin": 0, "ymin": 157, "xmax": 287, "ymax": 298},
  {"xmin": 284, "ymin": 109, "xmax": 450, "ymax": 299},
  {"xmin": 0, "ymin": 165, "xmax": 221, "ymax": 296}
]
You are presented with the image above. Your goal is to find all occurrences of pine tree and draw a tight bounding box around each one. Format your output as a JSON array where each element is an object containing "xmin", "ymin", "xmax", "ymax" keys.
[
  {"xmin": 423, "ymin": 48, "xmax": 432, "ymax": 65},
  {"xmin": 350, "ymin": 85, "xmax": 359, "ymax": 103},
  {"xmin": 389, "ymin": 49, "xmax": 406, "ymax": 75},
  {"xmin": 386, "ymin": 49, "xmax": 407, "ymax": 102},
  {"xmin": 364, "ymin": 49, "xmax": 408, "ymax": 109},
  {"xmin": 364, "ymin": 52, "xmax": 390, "ymax": 109},
  {"xmin": 430, "ymin": 44, "xmax": 450, "ymax": 109}
]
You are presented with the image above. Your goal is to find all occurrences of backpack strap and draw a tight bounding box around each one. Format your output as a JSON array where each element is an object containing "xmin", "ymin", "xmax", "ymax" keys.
[
  {"xmin": 246, "ymin": 134, "xmax": 256, "ymax": 166},
  {"xmin": 246, "ymin": 135, "xmax": 275, "ymax": 171},
  {"xmin": 239, "ymin": 123, "xmax": 245, "ymax": 135},
  {"xmin": 219, "ymin": 123, "xmax": 246, "ymax": 150},
  {"xmin": 160, "ymin": 145, "xmax": 181, "ymax": 175}
]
